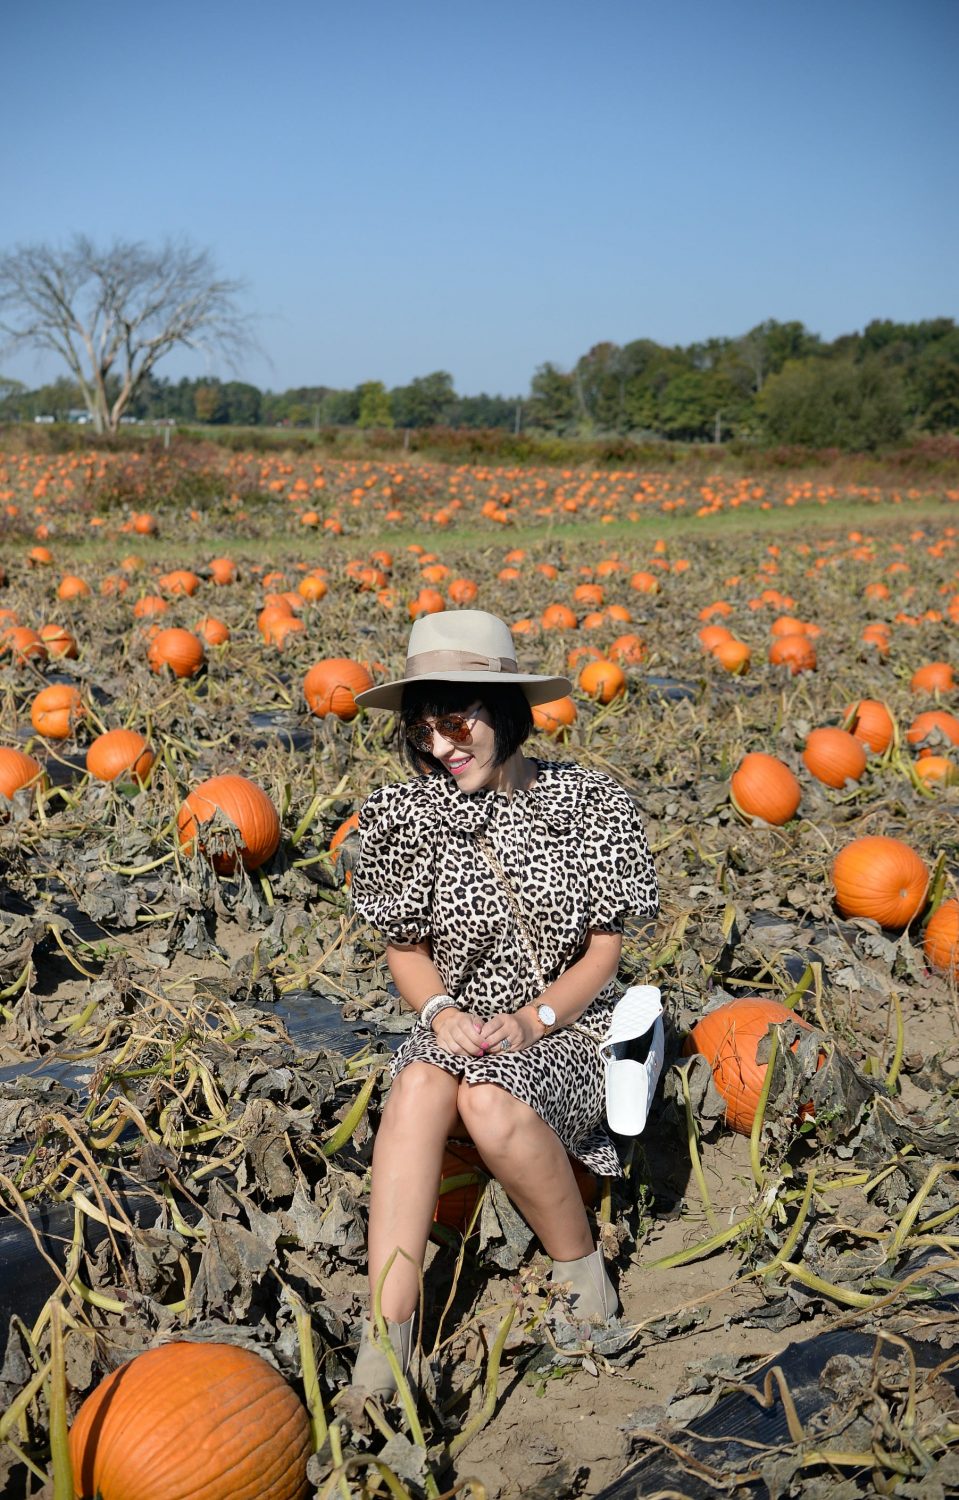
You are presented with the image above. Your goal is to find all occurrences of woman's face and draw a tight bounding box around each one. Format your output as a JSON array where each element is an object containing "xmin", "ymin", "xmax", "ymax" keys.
[{"xmin": 410, "ymin": 701, "xmax": 502, "ymax": 792}]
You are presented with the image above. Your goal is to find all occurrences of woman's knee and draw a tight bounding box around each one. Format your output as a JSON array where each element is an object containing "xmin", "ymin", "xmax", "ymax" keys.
[
  {"xmin": 382, "ymin": 1064, "xmax": 459, "ymax": 1131},
  {"xmin": 457, "ymin": 1082, "xmax": 528, "ymax": 1154}
]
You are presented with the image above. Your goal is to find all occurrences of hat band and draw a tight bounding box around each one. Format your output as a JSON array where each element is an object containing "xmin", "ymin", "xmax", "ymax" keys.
[{"xmin": 406, "ymin": 648, "xmax": 519, "ymax": 677}]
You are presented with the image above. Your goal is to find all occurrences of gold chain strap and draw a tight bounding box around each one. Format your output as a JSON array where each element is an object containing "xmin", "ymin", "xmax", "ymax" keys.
[{"xmin": 473, "ymin": 831, "xmax": 603, "ymax": 1039}]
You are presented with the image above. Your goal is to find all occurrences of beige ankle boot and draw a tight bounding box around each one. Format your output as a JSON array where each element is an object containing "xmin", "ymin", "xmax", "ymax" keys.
[
  {"xmin": 550, "ymin": 1248, "xmax": 619, "ymax": 1322},
  {"xmin": 351, "ymin": 1314, "xmax": 415, "ymax": 1400}
]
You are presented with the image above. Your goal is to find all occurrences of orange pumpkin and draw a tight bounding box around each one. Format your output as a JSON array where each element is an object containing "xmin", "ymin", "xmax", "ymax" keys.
[
  {"xmin": 910, "ymin": 662, "xmax": 955, "ymax": 695},
  {"xmin": 711, "ymin": 639, "xmax": 752, "ymax": 674},
  {"xmin": 541, "ymin": 603, "xmax": 578, "ymax": 631},
  {"xmin": 436, "ymin": 1139, "xmax": 595, "ymax": 1232},
  {"xmin": 177, "ymin": 774, "xmax": 281, "ymax": 874},
  {"xmin": 914, "ymin": 755, "xmax": 956, "ymax": 786},
  {"xmin": 629, "ymin": 571, "xmax": 660, "ymax": 594},
  {"xmin": 297, "ymin": 574, "xmax": 328, "ymax": 602},
  {"xmin": 86, "ymin": 729, "xmax": 154, "ymax": 784},
  {"xmin": 208, "ymin": 557, "xmax": 238, "ymax": 585},
  {"xmin": 303, "ymin": 658, "xmax": 373, "ymax": 720},
  {"xmin": 730, "ymin": 753, "xmax": 801, "ymax": 825},
  {"xmin": 906, "ymin": 710, "xmax": 959, "ymax": 749},
  {"xmin": 607, "ymin": 633, "xmax": 647, "ymax": 666},
  {"xmin": 447, "ymin": 578, "xmax": 479, "ymax": 605},
  {"xmin": 768, "ymin": 634, "xmax": 817, "ymax": 674},
  {"xmin": 801, "ymin": 727, "xmax": 867, "ymax": 788},
  {"xmin": 682, "ymin": 998, "xmax": 817, "ymax": 1134},
  {"xmin": 329, "ymin": 810, "xmax": 360, "ymax": 886},
  {"xmin": 57, "ymin": 573, "xmax": 91, "ymax": 600},
  {"xmin": 698, "ymin": 624, "xmax": 733, "ymax": 652},
  {"xmin": 68, "ymin": 1341, "xmax": 310, "ymax": 1500},
  {"xmin": 147, "ymin": 628, "xmax": 205, "ymax": 679},
  {"xmin": 532, "ymin": 696, "xmax": 577, "ymax": 736},
  {"xmin": 579, "ymin": 659, "xmax": 626, "ymax": 703},
  {"xmin": 39, "ymin": 624, "xmax": 78, "ymax": 660},
  {"xmin": 844, "ymin": 699, "xmax": 895, "ymax": 754},
  {"xmin": 2, "ymin": 626, "xmax": 47, "ymax": 664},
  {"xmin": 30, "ymin": 684, "xmax": 85, "ymax": 739},
  {"xmin": 409, "ymin": 588, "xmax": 445, "ymax": 619},
  {"xmin": 132, "ymin": 595, "xmax": 169, "ymax": 619},
  {"xmin": 832, "ymin": 836, "xmax": 928, "ymax": 929},
  {"xmin": 924, "ymin": 899, "xmax": 959, "ymax": 977},
  {"xmin": 195, "ymin": 616, "xmax": 231, "ymax": 647},
  {"xmin": 158, "ymin": 569, "xmax": 200, "ymax": 597},
  {"xmin": 0, "ymin": 747, "xmax": 43, "ymax": 801}
]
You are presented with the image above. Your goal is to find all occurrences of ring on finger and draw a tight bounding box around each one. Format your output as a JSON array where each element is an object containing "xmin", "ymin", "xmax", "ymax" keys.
[{"xmin": 498, "ymin": 1037, "xmax": 510, "ymax": 1051}]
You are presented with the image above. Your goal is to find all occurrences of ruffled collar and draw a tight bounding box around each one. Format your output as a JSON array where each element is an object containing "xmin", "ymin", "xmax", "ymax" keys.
[{"xmin": 419, "ymin": 758, "xmax": 585, "ymax": 834}]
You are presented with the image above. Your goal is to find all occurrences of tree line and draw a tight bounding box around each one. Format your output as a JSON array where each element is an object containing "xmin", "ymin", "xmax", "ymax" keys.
[{"xmin": 3, "ymin": 317, "xmax": 957, "ymax": 452}]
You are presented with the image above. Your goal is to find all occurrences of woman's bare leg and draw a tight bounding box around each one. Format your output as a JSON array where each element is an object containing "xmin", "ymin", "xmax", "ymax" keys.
[
  {"xmin": 456, "ymin": 1082, "xmax": 593, "ymax": 1259},
  {"xmin": 368, "ymin": 1062, "xmax": 461, "ymax": 1320}
]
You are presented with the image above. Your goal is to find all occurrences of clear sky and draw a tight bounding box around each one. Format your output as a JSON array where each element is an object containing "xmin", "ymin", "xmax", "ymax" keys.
[{"xmin": 3, "ymin": 0, "xmax": 956, "ymax": 396}]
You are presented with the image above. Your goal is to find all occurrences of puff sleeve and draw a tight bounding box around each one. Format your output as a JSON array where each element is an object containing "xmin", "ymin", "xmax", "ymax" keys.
[
  {"xmin": 349, "ymin": 782, "xmax": 438, "ymax": 945},
  {"xmin": 581, "ymin": 773, "xmax": 659, "ymax": 932}
]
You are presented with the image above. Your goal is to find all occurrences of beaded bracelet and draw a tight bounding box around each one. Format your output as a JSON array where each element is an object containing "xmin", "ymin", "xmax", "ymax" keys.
[{"xmin": 418, "ymin": 993, "xmax": 461, "ymax": 1031}]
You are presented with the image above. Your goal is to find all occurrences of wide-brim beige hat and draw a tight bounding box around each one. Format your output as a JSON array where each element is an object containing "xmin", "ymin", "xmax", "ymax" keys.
[{"xmin": 354, "ymin": 609, "xmax": 572, "ymax": 711}]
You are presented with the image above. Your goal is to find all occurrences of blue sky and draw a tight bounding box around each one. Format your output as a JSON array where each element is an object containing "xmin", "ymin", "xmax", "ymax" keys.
[{"xmin": 3, "ymin": 0, "xmax": 956, "ymax": 396}]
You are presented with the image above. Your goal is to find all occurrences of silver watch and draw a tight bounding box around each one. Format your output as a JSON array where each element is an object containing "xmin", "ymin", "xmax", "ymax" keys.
[{"xmin": 535, "ymin": 1003, "xmax": 556, "ymax": 1029}]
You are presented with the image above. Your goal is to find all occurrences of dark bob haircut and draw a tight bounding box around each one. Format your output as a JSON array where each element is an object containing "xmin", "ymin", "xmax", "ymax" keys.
[{"xmin": 399, "ymin": 681, "xmax": 534, "ymax": 776}]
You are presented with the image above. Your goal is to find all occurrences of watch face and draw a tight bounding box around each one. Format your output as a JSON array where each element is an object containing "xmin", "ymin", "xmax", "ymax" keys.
[{"xmin": 537, "ymin": 1004, "xmax": 556, "ymax": 1026}]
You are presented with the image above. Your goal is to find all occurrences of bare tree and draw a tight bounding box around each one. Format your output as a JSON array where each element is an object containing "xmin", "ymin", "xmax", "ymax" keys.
[{"xmin": 0, "ymin": 236, "xmax": 253, "ymax": 434}]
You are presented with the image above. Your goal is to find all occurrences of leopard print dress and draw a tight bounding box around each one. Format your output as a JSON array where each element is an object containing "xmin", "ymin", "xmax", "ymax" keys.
[{"xmin": 350, "ymin": 758, "xmax": 659, "ymax": 1177}]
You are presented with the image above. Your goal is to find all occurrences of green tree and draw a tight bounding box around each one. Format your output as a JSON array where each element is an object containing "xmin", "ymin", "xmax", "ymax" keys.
[
  {"xmin": 390, "ymin": 371, "xmax": 456, "ymax": 428},
  {"xmin": 758, "ymin": 358, "xmax": 907, "ymax": 449},
  {"xmin": 194, "ymin": 383, "xmax": 224, "ymax": 423},
  {"xmin": 527, "ymin": 362, "xmax": 576, "ymax": 431},
  {"xmin": 357, "ymin": 380, "xmax": 394, "ymax": 428}
]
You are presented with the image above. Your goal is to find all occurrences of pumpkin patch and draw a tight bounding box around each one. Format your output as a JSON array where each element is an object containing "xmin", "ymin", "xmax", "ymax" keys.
[{"xmin": 0, "ymin": 440, "xmax": 957, "ymax": 1497}]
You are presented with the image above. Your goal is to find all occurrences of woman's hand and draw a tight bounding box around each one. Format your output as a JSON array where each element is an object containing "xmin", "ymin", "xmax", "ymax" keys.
[
  {"xmin": 430, "ymin": 1007, "xmax": 490, "ymax": 1057},
  {"xmin": 477, "ymin": 1005, "xmax": 544, "ymax": 1055}
]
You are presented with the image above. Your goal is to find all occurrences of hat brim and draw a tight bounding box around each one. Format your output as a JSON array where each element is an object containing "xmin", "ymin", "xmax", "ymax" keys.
[{"xmin": 354, "ymin": 671, "xmax": 573, "ymax": 711}]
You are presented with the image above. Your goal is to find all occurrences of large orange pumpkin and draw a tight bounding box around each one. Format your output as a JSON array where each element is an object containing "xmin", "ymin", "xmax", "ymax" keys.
[
  {"xmin": 730, "ymin": 753, "xmax": 801, "ymax": 825},
  {"xmin": 0, "ymin": 747, "xmax": 43, "ymax": 801},
  {"xmin": 30, "ymin": 684, "xmax": 85, "ymax": 739},
  {"xmin": 86, "ymin": 729, "xmax": 154, "ymax": 784},
  {"xmin": 69, "ymin": 1340, "xmax": 310, "ymax": 1500},
  {"xmin": 924, "ymin": 899, "xmax": 959, "ymax": 978},
  {"xmin": 682, "ymin": 998, "xmax": 817, "ymax": 1134},
  {"xmin": 832, "ymin": 836, "xmax": 928, "ymax": 929},
  {"xmin": 147, "ymin": 628, "xmax": 205, "ymax": 679},
  {"xmin": 177, "ymin": 775, "xmax": 281, "ymax": 874},
  {"xmin": 303, "ymin": 659, "xmax": 373, "ymax": 721},
  {"xmin": 844, "ymin": 699, "xmax": 895, "ymax": 754},
  {"xmin": 802, "ymin": 727, "xmax": 867, "ymax": 788}
]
